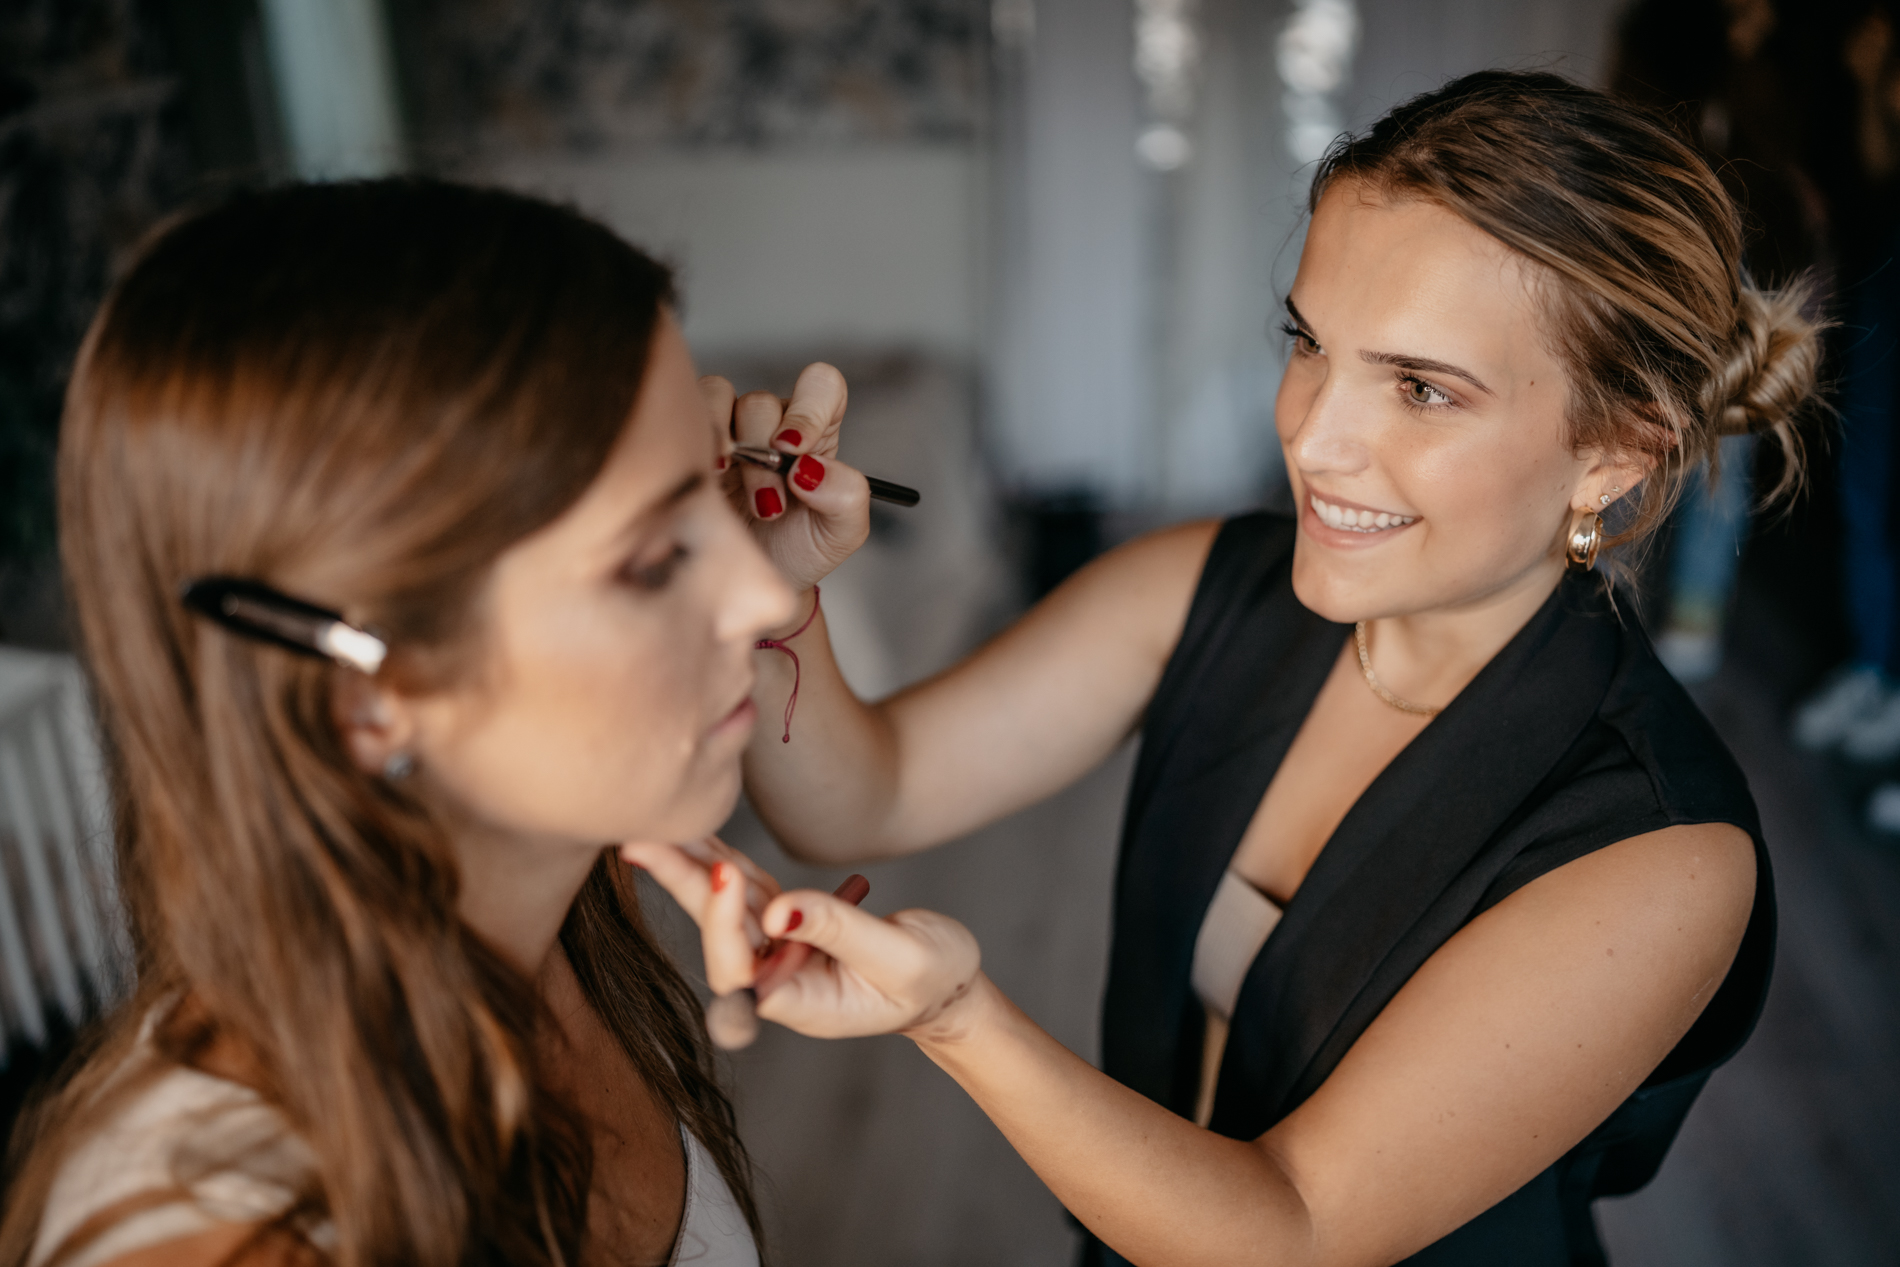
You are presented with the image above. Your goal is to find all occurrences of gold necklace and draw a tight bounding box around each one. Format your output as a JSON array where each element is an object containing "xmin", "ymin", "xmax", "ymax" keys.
[{"xmin": 1353, "ymin": 621, "xmax": 1443, "ymax": 717}]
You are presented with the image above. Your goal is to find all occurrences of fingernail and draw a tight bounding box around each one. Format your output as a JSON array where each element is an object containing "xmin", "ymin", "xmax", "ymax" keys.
[
  {"xmin": 711, "ymin": 863, "xmax": 731, "ymax": 892},
  {"xmin": 792, "ymin": 455, "xmax": 824, "ymax": 492},
  {"xmin": 784, "ymin": 909, "xmax": 804, "ymax": 932},
  {"xmin": 755, "ymin": 487, "xmax": 783, "ymax": 518},
  {"xmin": 773, "ymin": 429, "xmax": 803, "ymax": 450},
  {"xmin": 716, "ymin": 454, "xmax": 730, "ymax": 471}
]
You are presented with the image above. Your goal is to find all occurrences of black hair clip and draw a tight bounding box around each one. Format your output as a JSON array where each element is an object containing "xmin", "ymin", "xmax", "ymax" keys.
[{"xmin": 180, "ymin": 576, "xmax": 388, "ymax": 675}]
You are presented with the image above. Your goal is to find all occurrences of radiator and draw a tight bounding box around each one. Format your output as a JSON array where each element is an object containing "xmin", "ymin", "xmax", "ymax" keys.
[{"xmin": 0, "ymin": 648, "xmax": 127, "ymax": 1056}]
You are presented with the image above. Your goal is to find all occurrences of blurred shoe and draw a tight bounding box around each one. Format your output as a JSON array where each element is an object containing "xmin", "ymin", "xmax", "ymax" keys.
[
  {"xmin": 1843, "ymin": 689, "xmax": 1900, "ymax": 761},
  {"xmin": 1793, "ymin": 666, "xmax": 1888, "ymax": 751},
  {"xmin": 1656, "ymin": 628, "xmax": 1722, "ymax": 683},
  {"xmin": 1869, "ymin": 783, "xmax": 1900, "ymax": 833}
]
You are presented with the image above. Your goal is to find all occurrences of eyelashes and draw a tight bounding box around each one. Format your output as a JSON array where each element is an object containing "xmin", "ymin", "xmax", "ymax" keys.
[
  {"xmin": 1280, "ymin": 321, "xmax": 1458, "ymax": 412},
  {"xmin": 621, "ymin": 543, "xmax": 689, "ymax": 591},
  {"xmin": 1400, "ymin": 377, "xmax": 1454, "ymax": 410}
]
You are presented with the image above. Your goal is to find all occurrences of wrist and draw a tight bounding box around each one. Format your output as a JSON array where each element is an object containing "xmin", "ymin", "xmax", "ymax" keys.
[{"xmin": 905, "ymin": 971, "xmax": 1001, "ymax": 1051}]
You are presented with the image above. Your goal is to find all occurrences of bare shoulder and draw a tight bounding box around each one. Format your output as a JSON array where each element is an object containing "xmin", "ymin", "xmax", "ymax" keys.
[
  {"xmin": 1509, "ymin": 821, "xmax": 1757, "ymax": 951},
  {"xmin": 1090, "ymin": 518, "xmax": 1224, "ymax": 591},
  {"xmin": 1032, "ymin": 518, "xmax": 1223, "ymax": 660}
]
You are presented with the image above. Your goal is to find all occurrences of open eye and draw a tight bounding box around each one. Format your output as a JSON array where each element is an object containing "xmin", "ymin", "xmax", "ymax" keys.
[
  {"xmin": 621, "ymin": 544, "xmax": 689, "ymax": 592},
  {"xmin": 1401, "ymin": 376, "xmax": 1453, "ymax": 409},
  {"xmin": 1279, "ymin": 321, "xmax": 1322, "ymax": 357}
]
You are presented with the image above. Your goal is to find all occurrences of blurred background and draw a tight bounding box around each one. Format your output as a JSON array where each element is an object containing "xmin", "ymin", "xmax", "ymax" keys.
[{"xmin": 2, "ymin": 0, "xmax": 1898, "ymax": 1263}]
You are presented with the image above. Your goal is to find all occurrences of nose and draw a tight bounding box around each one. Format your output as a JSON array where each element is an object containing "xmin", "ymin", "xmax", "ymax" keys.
[
  {"xmin": 1287, "ymin": 372, "xmax": 1373, "ymax": 482},
  {"xmin": 716, "ymin": 518, "xmax": 797, "ymax": 646}
]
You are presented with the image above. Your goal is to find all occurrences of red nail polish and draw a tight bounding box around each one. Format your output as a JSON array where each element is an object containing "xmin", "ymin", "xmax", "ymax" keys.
[
  {"xmin": 711, "ymin": 863, "xmax": 730, "ymax": 893},
  {"xmin": 755, "ymin": 487, "xmax": 783, "ymax": 518},
  {"xmin": 793, "ymin": 455, "xmax": 824, "ymax": 491},
  {"xmin": 716, "ymin": 454, "xmax": 731, "ymax": 471},
  {"xmin": 774, "ymin": 429, "xmax": 802, "ymax": 449},
  {"xmin": 784, "ymin": 909, "xmax": 803, "ymax": 932}
]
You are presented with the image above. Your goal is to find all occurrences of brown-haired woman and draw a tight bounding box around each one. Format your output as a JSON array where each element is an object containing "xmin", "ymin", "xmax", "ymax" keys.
[
  {"xmin": 633, "ymin": 70, "xmax": 1821, "ymax": 1264},
  {"xmin": 0, "ymin": 180, "xmax": 873, "ymax": 1267}
]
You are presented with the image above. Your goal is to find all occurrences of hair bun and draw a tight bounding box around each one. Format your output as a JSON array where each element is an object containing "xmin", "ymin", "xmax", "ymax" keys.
[{"xmin": 1712, "ymin": 282, "xmax": 1821, "ymax": 438}]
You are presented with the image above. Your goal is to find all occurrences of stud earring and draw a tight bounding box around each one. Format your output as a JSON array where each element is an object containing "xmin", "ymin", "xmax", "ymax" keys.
[
  {"xmin": 382, "ymin": 751, "xmax": 416, "ymax": 782},
  {"xmin": 1599, "ymin": 484, "xmax": 1622, "ymax": 507}
]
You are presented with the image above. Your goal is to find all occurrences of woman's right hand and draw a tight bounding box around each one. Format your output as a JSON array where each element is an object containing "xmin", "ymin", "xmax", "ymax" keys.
[
  {"xmin": 620, "ymin": 840, "xmax": 983, "ymax": 1041},
  {"xmin": 699, "ymin": 363, "xmax": 871, "ymax": 596}
]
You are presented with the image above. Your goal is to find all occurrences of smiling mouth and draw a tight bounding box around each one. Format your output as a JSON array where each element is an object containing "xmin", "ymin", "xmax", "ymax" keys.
[{"xmin": 1309, "ymin": 494, "xmax": 1417, "ymax": 534}]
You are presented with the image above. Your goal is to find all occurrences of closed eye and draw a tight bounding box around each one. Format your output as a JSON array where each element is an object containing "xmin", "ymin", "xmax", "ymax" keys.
[
  {"xmin": 621, "ymin": 543, "xmax": 689, "ymax": 591},
  {"xmin": 1279, "ymin": 320, "xmax": 1322, "ymax": 357}
]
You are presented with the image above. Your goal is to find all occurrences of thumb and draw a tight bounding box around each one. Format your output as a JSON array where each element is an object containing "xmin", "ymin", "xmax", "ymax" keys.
[{"xmin": 779, "ymin": 362, "xmax": 848, "ymax": 452}]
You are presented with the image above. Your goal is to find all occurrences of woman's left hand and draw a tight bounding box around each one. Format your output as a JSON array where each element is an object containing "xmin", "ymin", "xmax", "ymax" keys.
[{"xmin": 619, "ymin": 840, "xmax": 982, "ymax": 1040}]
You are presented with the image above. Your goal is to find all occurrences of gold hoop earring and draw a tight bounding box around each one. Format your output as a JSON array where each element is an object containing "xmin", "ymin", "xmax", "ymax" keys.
[{"xmin": 1566, "ymin": 509, "xmax": 1603, "ymax": 571}]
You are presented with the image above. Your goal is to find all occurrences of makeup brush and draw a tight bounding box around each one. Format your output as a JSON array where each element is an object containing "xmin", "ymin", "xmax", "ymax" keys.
[
  {"xmin": 705, "ymin": 873, "xmax": 873, "ymax": 1050},
  {"xmin": 730, "ymin": 446, "xmax": 921, "ymax": 508}
]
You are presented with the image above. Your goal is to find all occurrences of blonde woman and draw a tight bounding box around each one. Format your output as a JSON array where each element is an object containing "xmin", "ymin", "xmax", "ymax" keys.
[{"xmin": 639, "ymin": 71, "xmax": 1818, "ymax": 1266}]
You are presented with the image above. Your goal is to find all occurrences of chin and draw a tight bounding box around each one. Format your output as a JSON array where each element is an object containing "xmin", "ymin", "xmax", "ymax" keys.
[
  {"xmin": 676, "ymin": 765, "xmax": 747, "ymax": 841},
  {"xmin": 1290, "ymin": 546, "xmax": 1379, "ymax": 624}
]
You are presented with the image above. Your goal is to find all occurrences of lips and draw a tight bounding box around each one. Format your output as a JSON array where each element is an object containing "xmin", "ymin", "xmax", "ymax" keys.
[
  {"xmin": 709, "ymin": 680, "xmax": 758, "ymax": 737},
  {"xmin": 1308, "ymin": 493, "xmax": 1417, "ymax": 534}
]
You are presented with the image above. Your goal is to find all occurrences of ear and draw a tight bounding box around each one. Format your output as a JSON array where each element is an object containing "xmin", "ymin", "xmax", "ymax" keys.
[
  {"xmin": 330, "ymin": 671, "xmax": 419, "ymax": 777},
  {"xmin": 1572, "ymin": 446, "xmax": 1655, "ymax": 515}
]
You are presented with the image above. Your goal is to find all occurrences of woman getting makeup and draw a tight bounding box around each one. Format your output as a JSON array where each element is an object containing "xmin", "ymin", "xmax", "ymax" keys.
[
  {"xmin": 638, "ymin": 71, "xmax": 1819, "ymax": 1266},
  {"xmin": 0, "ymin": 180, "xmax": 879, "ymax": 1267}
]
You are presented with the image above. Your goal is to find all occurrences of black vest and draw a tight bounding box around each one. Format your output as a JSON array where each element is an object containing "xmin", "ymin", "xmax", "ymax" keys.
[{"xmin": 1085, "ymin": 513, "xmax": 1775, "ymax": 1267}]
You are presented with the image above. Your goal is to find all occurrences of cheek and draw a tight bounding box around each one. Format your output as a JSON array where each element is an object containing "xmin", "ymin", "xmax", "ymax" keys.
[
  {"xmin": 1397, "ymin": 405, "xmax": 1572, "ymax": 528},
  {"xmin": 428, "ymin": 616, "xmax": 717, "ymax": 841}
]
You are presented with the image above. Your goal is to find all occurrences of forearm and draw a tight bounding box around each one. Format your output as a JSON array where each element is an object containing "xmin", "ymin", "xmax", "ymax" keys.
[
  {"xmin": 911, "ymin": 977, "xmax": 1320, "ymax": 1267},
  {"xmin": 744, "ymin": 596, "xmax": 913, "ymax": 863},
  {"xmin": 744, "ymin": 523, "xmax": 1219, "ymax": 866}
]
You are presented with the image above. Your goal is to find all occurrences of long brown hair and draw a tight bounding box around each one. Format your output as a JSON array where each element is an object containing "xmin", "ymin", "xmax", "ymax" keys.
[
  {"xmin": 0, "ymin": 179, "xmax": 761, "ymax": 1266},
  {"xmin": 1312, "ymin": 70, "xmax": 1822, "ymax": 557}
]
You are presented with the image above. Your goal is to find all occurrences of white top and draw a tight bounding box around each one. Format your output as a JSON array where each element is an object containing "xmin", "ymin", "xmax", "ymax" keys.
[
  {"xmin": 32, "ymin": 1064, "xmax": 757, "ymax": 1267},
  {"xmin": 1188, "ymin": 869, "xmax": 1284, "ymax": 1128}
]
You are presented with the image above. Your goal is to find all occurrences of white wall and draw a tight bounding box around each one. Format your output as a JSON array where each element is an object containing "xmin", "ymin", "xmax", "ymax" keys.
[
  {"xmin": 1346, "ymin": 0, "xmax": 1618, "ymax": 130},
  {"xmin": 987, "ymin": 0, "xmax": 1155, "ymax": 503},
  {"xmin": 479, "ymin": 146, "xmax": 984, "ymax": 364}
]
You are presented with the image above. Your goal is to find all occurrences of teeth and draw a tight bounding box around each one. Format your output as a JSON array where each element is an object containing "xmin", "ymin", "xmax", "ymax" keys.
[{"xmin": 1309, "ymin": 495, "xmax": 1415, "ymax": 533}]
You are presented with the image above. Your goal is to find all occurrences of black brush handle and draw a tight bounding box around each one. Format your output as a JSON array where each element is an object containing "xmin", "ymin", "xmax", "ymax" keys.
[
  {"xmin": 731, "ymin": 446, "xmax": 920, "ymax": 508},
  {"xmin": 864, "ymin": 476, "xmax": 921, "ymax": 508}
]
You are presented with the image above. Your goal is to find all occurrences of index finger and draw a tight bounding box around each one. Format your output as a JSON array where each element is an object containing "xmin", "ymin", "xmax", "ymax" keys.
[
  {"xmin": 753, "ymin": 874, "xmax": 870, "ymax": 998},
  {"xmin": 758, "ymin": 885, "xmax": 933, "ymax": 986}
]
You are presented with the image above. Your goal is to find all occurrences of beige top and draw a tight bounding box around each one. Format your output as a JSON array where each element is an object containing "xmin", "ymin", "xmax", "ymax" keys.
[
  {"xmin": 31, "ymin": 1065, "xmax": 757, "ymax": 1267},
  {"xmin": 1188, "ymin": 869, "xmax": 1284, "ymax": 1128}
]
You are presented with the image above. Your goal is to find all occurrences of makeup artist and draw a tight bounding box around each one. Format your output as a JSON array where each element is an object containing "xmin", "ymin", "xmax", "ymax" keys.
[{"xmin": 636, "ymin": 71, "xmax": 1820, "ymax": 1265}]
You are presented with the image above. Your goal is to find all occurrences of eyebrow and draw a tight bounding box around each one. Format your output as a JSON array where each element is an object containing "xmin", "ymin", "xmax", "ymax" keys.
[
  {"xmin": 615, "ymin": 470, "xmax": 706, "ymax": 544},
  {"xmin": 1283, "ymin": 296, "xmax": 1496, "ymax": 398}
]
